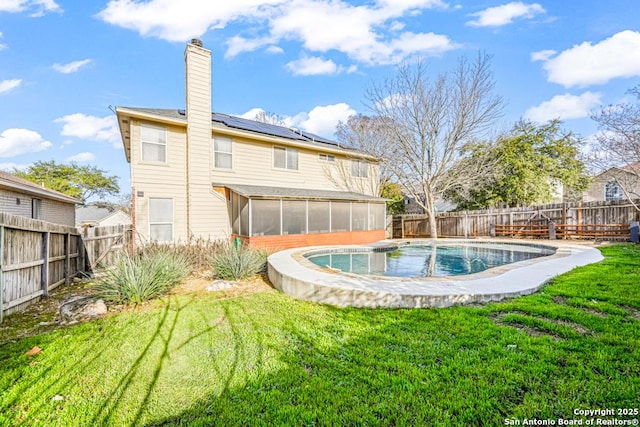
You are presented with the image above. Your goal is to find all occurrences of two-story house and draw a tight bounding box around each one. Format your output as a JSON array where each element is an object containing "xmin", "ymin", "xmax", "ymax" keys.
[{"xmin": 115, "ymin": 40, "xmax": 386, "ymax": 249}]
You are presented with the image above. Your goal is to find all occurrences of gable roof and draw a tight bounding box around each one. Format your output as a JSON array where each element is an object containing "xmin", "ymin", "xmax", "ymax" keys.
[
  {"xmin": 0, "ymin": 171, "xmax": 80, "ymax": 204},
  {"xmin": 115, "ymin": 107, "xmax": 377, "ymax": 162},
  {"xmin": 76, "ymin": 205, "xmax": 131, "ymax": 225}
]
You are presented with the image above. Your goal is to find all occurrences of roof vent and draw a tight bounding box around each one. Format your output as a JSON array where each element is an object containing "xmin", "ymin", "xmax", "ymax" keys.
[{"xmin": 191, "ymin": 38, "xmax": 203, "ymax": 47}]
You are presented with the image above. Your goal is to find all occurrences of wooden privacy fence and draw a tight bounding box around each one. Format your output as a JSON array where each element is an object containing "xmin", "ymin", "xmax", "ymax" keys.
[
  {"xmin": 0, "ymin": 213, "xmax": 81, "ymax": 321},
  {"xmin": 393, "ymin": 199, "xmax": 640, "ymax": 240},
  {"xmin": 80, "ymin": 224, "xmax": 132, "ymax": 271},
  {"xmin": 1, "ymin": 214, "xmax": 132, "ymax": 322},
  {"xmin": 493, "ymin": 222, "xmax": 637, "ymax": 240}
]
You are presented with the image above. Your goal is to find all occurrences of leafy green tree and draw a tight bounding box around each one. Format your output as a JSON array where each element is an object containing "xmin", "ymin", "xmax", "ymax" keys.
[
  {"xmin": 15, "ymin": 160, "xmax": 119, "ymax": 202},
  {"xmin": 447, "ymin": 120, "xmax": 590, "ymax": 209},
  {"xmin": 380, "ymin": 182, "xmax": 405, "ymax": 215}
]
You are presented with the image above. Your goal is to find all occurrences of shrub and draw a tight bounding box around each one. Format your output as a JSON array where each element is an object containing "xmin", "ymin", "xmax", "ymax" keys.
[
  {"xmin": 210, "ymin": 242, "xmax": 269, "ymax": 281},
  {"xmin": 95, "ymin": 246, "xmax": 191, "ymax": 304}
]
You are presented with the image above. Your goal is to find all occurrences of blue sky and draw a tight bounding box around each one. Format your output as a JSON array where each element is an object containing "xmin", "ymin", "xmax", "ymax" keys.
[{"xmin": 1, "ymin": 0, "xmax": 639, "ymax": 200}]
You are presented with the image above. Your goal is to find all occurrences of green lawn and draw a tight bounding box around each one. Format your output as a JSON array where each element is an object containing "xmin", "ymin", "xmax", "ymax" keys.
[{"xmin": 1, "ymin": 244, "xmax": 639, "ymax": 426}]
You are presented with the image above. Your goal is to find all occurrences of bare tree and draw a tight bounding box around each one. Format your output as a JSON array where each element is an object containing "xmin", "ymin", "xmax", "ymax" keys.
[
  {"xmin": 328, "ymin": 115, "xmax": 395, "ymax": 196},
  {"xmin": 366, "ymin": 53, "xmax": 504, "ymax": 237},
  {"xmin": 252, "ymin": 109, "xmax": 286, "ymax": 126},
  {"xmin": 590, "ymin": 86, "xmax": 640, "ymax": 211}
]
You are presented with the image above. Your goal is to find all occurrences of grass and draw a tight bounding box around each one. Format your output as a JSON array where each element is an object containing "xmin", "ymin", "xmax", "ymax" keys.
[{"xmin": 0, "ymin": 244, "xmax": 639, "ymax": 426}]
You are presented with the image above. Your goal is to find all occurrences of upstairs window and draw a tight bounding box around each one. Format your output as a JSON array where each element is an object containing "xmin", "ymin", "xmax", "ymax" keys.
[
  {"xmin": 141, "ymin": 124, "xmax": 167, "ymax": 163},
  {"xmin": 274, "ymin": 147, "xmax": 298, "ymax": 170},
  {"xmin": 351, "ymin": 160, "xmax": 369, "ymax": 178},
  {"xmin": 213, "ymin": 136, "xmax": 233, "ymax": 169},
  {"xmin": 319, "ymin": 153, "xmax": 336, "ymax": 162},
  {"xmin": 605, "ymin": 181, "xmax": 624, "ymax": 201}
]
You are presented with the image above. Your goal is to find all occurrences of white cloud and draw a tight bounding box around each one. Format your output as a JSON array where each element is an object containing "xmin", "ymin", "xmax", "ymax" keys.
[
  {"xmin": 241, "ymin": 102, "xmax": 356, "ymax": 138},
  {"xmin": 54, "ymin": 113, "xmax": 120, "ymax": 148},
  {"xmin": 285, "ymin": 56, "xmax": 357, "ymax": 76},
  {"xmin": 0, "ymin": 162, "xmax": 31, "ymax": 171},
  {"xmin": 530, "ymin": 49, "xmax": 555, "ymax": 62},
  {"xmin": 266, "ymin": 45, "xmax": 284, "ymax": 54},
  {"xmin": 466, "ymin": 2, "xmax": 544, "ymax": 27},
  {"xmin": 538, "ymin": 30, "xmax": 640, "ymax": 87},
  {"xmin": 524, "ymin": 91, "xmax": 602, "ymax": 122},
  {"xmin": 0, "ymin": 32, "xmax": 7, "ymax": 50},
  {"xmin": 52, "ymin": 59, "xmax": 92, "ymax": 74},
  {"xmin": 0, "ymin": 128, "xmax": 52, "ymax": 157},
  {"xmin": 65, "ymin": 152, "xmax": 95, "ymax": 162},
  {"xmin": 0, "ymin": 0, "xmax": 61, "ymax": 16},
  {"xmin": 98, "ymin": 0, "xmax": 458, "ymax": 66},
  {"xmin": 0, "ymin": 78, "xmax": 22, "ymax": 93},
  {"xmin": 294, "ymin": 103, "xmax": 356, "ymax": 136}
]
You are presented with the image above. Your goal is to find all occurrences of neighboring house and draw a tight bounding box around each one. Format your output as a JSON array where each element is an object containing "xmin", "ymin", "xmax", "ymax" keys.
[
  {"xmin": 115, "ymin": 39, "xmax": 386, "ymax": 249},
  {"xmin": 76, "ymin": 205, "xmax": 131, "ymax": 227},
  {"xmin": 402, "ymin": 196, "xmax": 455, "ymax": 215},
  {"xmin": 583, "ymin": 162, "xmax": 640, "ymax": 202},
  {"xmin": 0, "ymin": 171, "xmax": 79, "ymax": 226}
]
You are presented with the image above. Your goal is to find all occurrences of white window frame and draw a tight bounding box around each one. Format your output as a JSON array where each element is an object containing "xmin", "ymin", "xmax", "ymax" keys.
[
  {"xmin": 32, "ymin": 198, "xmax": 42, "ymax": 220},
  {"xmin": 148, "ymin": 198, "xmax": 174, "ymax": 242},
  {"xmin": 140, "ymin": 124, "xmax": 167, "ymax": 163},
  {"xmin": 273, "ymin": 146, "xmax": 299, "ymax": 170},
  {"xmin": 351, "ymin": 159, "xmax": 369, "ymax": 178},
  {"xmin": 604, "ymin": 181, "xmax": 624, "ymax": 201},
  {"xmin": 213, "ymin": 136, "xmax": 233, "ymax": 170},
  {"xmin": 319, "ymin": 153, "xmax": 336, "ymax": 162}
]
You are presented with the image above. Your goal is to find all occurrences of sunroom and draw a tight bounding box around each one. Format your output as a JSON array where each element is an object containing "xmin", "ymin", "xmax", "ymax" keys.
[{"xmin": 220, "ymin": 184, "xmax": 387, "ymax": 249}]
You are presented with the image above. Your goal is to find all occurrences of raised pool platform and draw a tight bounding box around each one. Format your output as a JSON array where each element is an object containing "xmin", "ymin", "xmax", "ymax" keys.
[{"xmin": 267, "ymin": 239, "xmax": 604, "ymax": 308}]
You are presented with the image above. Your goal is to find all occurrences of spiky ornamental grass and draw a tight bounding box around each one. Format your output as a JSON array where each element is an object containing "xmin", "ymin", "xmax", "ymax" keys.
[
  {"xmin": 210, "ymin": 241, "xmax": 269, "ymax": 281},
  {"xmin": 95, "ymin": 246, "xmax": 191, "ymax": 304}
]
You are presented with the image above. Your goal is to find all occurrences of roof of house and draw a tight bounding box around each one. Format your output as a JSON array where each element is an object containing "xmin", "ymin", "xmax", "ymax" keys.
[
  {"xmin": 0, "ymin": 171, "xmax": 80, "ymax": 204},
  {"xmin": 76, "ymin": 205, "xmax": 129, "ymax": 223},
  {"xmin": 116, "ymin": 107, "xmax": 377, "ymax": 162},
  {"xmin": 220, "ymin": 183, "xmax": 386, "ymax": 202}
]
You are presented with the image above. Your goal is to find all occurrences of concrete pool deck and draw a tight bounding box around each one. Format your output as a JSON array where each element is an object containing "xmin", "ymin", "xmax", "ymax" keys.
[{"xmin": 267, "ymin": 239, "xmax": 605, "ymax": 308}]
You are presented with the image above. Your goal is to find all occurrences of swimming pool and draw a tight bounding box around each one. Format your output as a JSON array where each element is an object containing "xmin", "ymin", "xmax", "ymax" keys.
[
  {"xmin": 305, "ymin": 243, "xmax": 556, "ymax": 277},
  {"xmin": 267, "ymin": 239, "xmax": 604, "ymax": 308}
]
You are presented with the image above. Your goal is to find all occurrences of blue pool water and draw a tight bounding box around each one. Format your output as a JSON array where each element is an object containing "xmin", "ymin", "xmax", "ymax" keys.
[{"xmin": 306, "ymin": 244, "xmax": 555, "ymax": 277}]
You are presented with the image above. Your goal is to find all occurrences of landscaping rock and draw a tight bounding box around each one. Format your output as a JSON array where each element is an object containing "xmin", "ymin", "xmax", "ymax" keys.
[
  {"xmin": 59, "ymin": 295, "xmax": 107, "ymax": 321},
  {"xmin": 206, "ymin": 280, "xmax": 237, "ymax": 292}
]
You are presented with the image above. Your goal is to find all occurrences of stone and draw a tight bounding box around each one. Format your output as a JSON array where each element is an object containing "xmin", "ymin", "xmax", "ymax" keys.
[
  {"xmin": 206, "ymin": 280, "xmax": 237, "ymax": 292},
  {"xmin": 59, "ymin": 295, "xmax": 107, "ymax": 321},
  {"xmin": 52, "ymin": 395, "xmax": 64, "ymax": 401}
]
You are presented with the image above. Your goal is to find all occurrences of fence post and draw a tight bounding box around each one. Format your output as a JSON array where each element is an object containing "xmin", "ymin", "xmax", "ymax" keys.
[
  {"xmin": 41, "ymin": 231, "xmax": 50, "ymax": 297},
  {"xmin": 64, "ymin": 232, "xmax": 71, "ymax": 285},
  {"xmin": 548, "ymin": 221, "xmax": 556, "ymax": 240},
  {"xmin": 490, "ymin": 222, "xmax": 496, "ymax": 238},
  {"xmin": 0, "ymin": 225, "xmax": 4, "ymax": 323},
  {"xmin": 631, "ymin": 222, "xmax": 639, "ymax": 243}
]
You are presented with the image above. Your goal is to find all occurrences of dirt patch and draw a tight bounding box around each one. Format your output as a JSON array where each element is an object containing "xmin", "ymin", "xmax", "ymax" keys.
[
  {"xmin": 619, "ymin": 305, "xmax": 640, "ymax": 321},
  {"xmin": 551, "ymin": 296, "xmax": 568, "ymax": 305},
  {"xmin": 489, "ymin": 312, "xmax": 564, "ymax": 341}
]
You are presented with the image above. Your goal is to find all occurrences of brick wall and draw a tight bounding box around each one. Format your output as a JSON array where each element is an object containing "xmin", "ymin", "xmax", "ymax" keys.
[
  {"xmin": 40, "ymin": 198, "xmax": 75, "ymax": 226},
  {"xmin": 233, "ymin": 229, "xmax": 386, "ymax": 250},
  {"xmin": 0, "ymin": 189, "xmax": 32, "ymax": 217},
  {"xmin": 0, "ymin": 189, "xmax": 75, "ymax": 226}
]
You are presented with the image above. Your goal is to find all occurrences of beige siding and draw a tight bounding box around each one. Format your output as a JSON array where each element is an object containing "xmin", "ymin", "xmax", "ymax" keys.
[
  {"xmin": 186, "ymin": 43, "xmax": 220, "ymax": 240},
  {"xmin": 212, "ymin": 135, "xmax": 380, "ymax": 197},
  {"xmin": 130, "ymin": 120, "xmax": 188, "ymax": 242},
  {"xmin": 584, "ymin": 170, "xmax": 640, "ymax": 202}
]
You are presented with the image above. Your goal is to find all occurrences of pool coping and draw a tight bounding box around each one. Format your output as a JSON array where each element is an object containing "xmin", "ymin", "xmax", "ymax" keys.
[{"xmin": 267, "ymin": 239, "xmax": 604, "ymax": 308}]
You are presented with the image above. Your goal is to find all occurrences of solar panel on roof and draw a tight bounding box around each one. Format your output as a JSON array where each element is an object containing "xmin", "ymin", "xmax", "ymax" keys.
[{"xmin": 211, "ymin": 113, "xmax": 342, "ymax": 147}]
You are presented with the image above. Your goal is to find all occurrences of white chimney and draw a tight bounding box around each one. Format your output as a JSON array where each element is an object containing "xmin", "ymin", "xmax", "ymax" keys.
[{"xmin": 184, "ymin": 39, "xmax": 214, "ymax": 238}]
